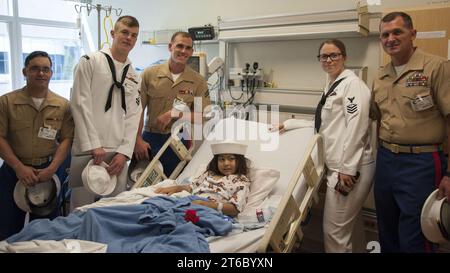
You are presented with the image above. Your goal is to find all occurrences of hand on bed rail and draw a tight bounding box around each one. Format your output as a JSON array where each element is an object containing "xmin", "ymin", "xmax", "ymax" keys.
[{"xmin": 134, "ymin": 136, "xmax": 151, "ymax": 161}]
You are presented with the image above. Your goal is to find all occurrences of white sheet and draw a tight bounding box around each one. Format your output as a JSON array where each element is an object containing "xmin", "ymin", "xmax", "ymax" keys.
[{"xmin": 177, "ymin": 118, "xmax": 316, "ymax": 252}]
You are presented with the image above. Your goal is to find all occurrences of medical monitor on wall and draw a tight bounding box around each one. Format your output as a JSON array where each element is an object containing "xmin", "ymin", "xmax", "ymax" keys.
[{"xmin": 187, "ymin": 52, "xmax": 207, "ymax": 78}]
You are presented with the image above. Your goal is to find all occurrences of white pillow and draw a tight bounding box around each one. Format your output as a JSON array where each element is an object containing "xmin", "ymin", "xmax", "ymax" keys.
[
  {"xmin": 241, "ymin": 168, "xmax": 280, "ymax": 216},
  {"xmin": 185, "ymin": 164, "xmax": 280, "ymax": 215}
]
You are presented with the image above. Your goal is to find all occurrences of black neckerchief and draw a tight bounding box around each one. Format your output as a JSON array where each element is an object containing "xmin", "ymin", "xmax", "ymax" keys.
[
  {"xmin": 102, "ymin": 52, "xmax": 130, "ymax": 113},
  {"xmin": 314, "ymin": 77, "xmax": 346, "ymax": 133}
]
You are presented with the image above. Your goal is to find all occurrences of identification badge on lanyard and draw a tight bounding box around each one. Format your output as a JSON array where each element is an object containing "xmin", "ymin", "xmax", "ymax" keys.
[
  {"xmin": 410, "ymin": 95, "xmax": 434, "ymax": 111},
  {"xmin": 38, "ymin": 126, "xmax": 57, "ymax": 140}
]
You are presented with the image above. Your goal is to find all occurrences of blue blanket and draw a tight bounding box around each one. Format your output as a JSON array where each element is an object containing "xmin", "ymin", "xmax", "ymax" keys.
[{"xmin": 7, "ymin": 196, "xmax": 232, "ymax": 253}]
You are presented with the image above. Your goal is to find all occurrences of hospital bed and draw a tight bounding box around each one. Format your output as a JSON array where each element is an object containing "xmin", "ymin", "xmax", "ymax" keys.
[
  {"xmin": 1, "ymin": 117, "xmax": 325, "ymax": 253},
  {"xmin": 134, "ymin": 117, "xmax": 325, "ymax": 252}
]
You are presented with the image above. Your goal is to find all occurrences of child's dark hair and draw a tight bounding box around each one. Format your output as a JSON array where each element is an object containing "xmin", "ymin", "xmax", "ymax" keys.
[{"xmin": 207, "ymin": 154, "xmax": 249, "ymax": 176}]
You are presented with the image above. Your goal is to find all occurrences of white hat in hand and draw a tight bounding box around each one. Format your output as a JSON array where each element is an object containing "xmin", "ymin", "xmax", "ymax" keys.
[
  {"xmin": 421, "ymin": 189, "xmax": 450, "ymax": 243},
  {"xmin": 14, "ymin": 174, "xmax": 61, "ymax": 216},
  {"xmin": 82, "ymin": 159, "xmax": 117, "ymax": 196}
]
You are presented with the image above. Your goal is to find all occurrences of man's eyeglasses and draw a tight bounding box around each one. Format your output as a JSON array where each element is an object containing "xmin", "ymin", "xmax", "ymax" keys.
[
  {"xmin": 29, "ymin": 66, "xmax": 52, "ymax": 74},
  {"xmin": 317, "ymin": 53, "xmax": 342, "ymax": 62}
]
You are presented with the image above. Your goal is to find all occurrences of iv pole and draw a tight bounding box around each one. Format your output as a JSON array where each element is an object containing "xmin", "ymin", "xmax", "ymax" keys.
[{"xmin": 74, "ymin": 3, "xmax": 123, "ymax": 50}]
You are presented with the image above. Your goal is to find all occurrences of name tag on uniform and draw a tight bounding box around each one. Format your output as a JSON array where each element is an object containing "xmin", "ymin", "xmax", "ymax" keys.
[
  {"xmin": 323, "ymin": 100, "xmax": 332, "ymax": 110},
  {"xmin": 38, "ymin": 127, "xmax": 57, "ymax": 140},
  {"xmin": 410, "ymin": 95, "xmax": 434, "ymax": 111}
]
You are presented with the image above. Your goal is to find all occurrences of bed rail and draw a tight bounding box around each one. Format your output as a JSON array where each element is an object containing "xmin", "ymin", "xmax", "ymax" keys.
[
  {"xmin": 131, "ymin": 124, "xmax": 194, "ymax": 189},
  {"xmin": 256, "ymin": 133, "xmax": 325, "ymax": 253}
]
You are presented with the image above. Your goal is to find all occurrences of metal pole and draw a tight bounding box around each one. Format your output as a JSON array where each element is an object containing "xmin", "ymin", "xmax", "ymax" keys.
[{"xmin": 97, "ymin": 4, "xmax": 101, "ymax": 50}]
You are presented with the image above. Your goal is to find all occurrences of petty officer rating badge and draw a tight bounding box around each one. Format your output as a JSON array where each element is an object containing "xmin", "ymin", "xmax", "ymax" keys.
[{"xmin": 346, "ymin": 97, "xmax": 358, "ymax": 114}]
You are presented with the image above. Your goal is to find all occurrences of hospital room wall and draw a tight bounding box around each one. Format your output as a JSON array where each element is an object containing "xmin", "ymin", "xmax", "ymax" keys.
[{"xmin": 89, "ymin": 0, "xmax": 443, "ymax": 77}]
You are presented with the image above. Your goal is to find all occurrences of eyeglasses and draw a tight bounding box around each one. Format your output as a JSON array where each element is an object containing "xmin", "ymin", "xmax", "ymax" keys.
[
  {"xmin": 29, "ymin": 66, "xmax": 52, "ymax": 74},
  {"xmin": 317, "ymin": 53, "xmax": 342, "ymax": 62}
]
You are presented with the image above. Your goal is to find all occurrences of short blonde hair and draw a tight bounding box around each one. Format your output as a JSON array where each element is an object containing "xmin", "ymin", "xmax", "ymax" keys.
[{"xmin": 114, "ymin": 15, "xmax": 139, "ymax": 31}]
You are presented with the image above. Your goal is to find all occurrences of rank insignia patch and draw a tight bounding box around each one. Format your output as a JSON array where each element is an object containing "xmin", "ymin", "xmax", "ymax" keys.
[{"xmin": 346, "ymin": 97, "xmax": 358, "ymax": 114}]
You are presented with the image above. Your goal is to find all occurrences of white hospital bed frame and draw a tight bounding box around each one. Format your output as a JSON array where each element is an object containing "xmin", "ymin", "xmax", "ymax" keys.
[
  {"xmin": 257, "ymin": 133, "xmax": 324, "ymax": 252},
  {"xmin": 132, "ymin": 125, "xmax": 194, "ymax": 188},
  {"xmin": 132, "ymin": 122, "xmax": 325, "ymax": 253}
]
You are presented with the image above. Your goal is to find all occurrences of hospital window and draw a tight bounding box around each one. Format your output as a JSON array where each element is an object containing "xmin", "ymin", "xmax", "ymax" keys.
[
  {"xmin": 18, "ymin": 0, "xmax": 78, "ymax": 23},
  {"xmin": 0, "ymin": 52, "xmax": 8, "ymax": 74},
  {"xmin": 0, "ymin": 0, "xmax": 81, "ymax": 98},
  {"xmin": 0, "ymin": 0, "xmax": 13, "ymax": 16},
  {"xmin": 0, "ymin": 21, "xmax": 12, "ymax": 93}
]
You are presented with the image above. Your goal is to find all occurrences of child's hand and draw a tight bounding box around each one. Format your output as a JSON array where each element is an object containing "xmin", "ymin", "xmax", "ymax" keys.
[
  {"xmin": 154, "ymin": 185, "xmax": 187, "ymax": 195},
  {"xmin": 191, "ymin": 200, "xmax": 210, "ymax": 207},
  {"xmin": 268, "ymin": 124, "xmax": 285, "ymax": 134}
]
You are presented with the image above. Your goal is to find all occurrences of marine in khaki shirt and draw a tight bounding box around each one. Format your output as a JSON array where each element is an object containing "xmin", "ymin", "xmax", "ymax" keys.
[
  {"xmin": 0, "ymin": 51, "xmax": 73, "ymax": 240},
  {"xmin": 371, "ymin": 12, "xmax": 450, "ymax": 253},
  {"xmin": 373, "ymin": 48, "xmax": 450, "ymax": 145},
  {"xmin": 134, "ymin": 31, "xmax": 211, "ymax": 178},
  {"xmin": 0, "ymin": 53, "xmax": 74, "ymax": 186},
  {"xmin": 140, "ymin": 62, "xmax": 210, "ymax": 135},
  {"xmin": 0, "ymin": 89, "xmax": 73, "ymax": 164}
]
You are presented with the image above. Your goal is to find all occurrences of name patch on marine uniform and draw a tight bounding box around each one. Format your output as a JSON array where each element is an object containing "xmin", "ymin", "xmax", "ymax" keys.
[{"xmin": 346, "ymin": 97, "xmax": 358, "ymax": 114}]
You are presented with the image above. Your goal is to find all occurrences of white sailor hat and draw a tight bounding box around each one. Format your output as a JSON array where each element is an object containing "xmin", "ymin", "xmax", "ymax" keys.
[
  {"xmin": 14, "ymin": 174, "xmax": 61, "ymax": 216},
  {"xmin": 81, "ymin": 159, "xmax": 117, "ymax": 196},
  {"xmin": 420, "ymin": 189, "xmax": 450, "ymax": 244},
  {"xmin": 211, "ymin": 140, "xmax": 247, "ymax": 156}
]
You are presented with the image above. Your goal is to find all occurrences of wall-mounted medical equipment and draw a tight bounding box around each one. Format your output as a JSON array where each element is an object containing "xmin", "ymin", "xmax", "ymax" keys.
[
  {"xmin": 229, "ymin": 62, "xmax": 263, "ymax": 89},
  {"xmin": 187, "ymin": 52, "xmax": 208, "ymax": 78},
  {"xmin": 188, "ymin": 25, "xmax": 215, "ymax": 41},
  {"xmin": 187, "ymin": 52, "xmax": 224, "ymax": 79}
]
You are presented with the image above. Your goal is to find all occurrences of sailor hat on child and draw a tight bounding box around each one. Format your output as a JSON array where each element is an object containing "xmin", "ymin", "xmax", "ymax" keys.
[{"xmin": 211, "ymin": 140, "xmax": 247, "ymax": 156}]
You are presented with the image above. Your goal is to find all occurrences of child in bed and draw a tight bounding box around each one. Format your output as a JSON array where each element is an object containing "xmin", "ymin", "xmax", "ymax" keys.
[{"xmin": 155, "ymin": 140, "xmax": 251, "ymax": 217}]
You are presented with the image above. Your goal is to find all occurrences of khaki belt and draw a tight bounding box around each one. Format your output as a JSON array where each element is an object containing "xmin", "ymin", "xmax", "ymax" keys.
[
  {"xmin": 22, "ymin": 156, "xmax": 52, "ymax": 166},
  {"xmin": 380, "ymin": 140, "xmax": 443, "ymax": 154}
]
